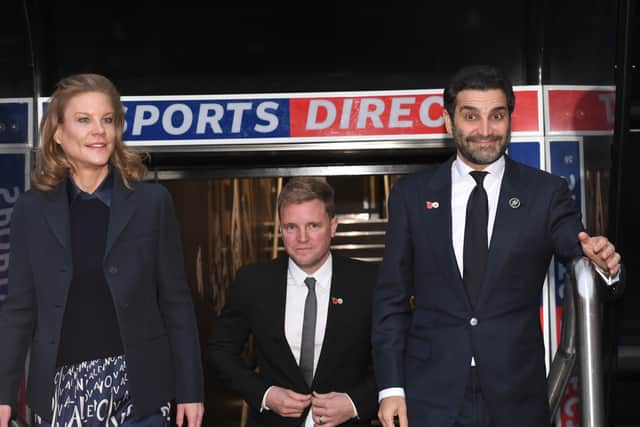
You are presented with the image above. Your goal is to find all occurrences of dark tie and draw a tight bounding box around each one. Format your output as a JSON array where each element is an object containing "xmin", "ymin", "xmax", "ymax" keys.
[
  {"xmin": 300, "ymin": 277, "xmax": 317, "ymax": 386},
  {"xmin": 463, "ymin": 171, "xmax": 489, "ymax": 306}
]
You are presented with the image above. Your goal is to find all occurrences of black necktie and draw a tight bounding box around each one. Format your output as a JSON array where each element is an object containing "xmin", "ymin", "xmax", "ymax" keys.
[
  {"xmin": 300, "ymin": 277, "xmax": 317, "ymax": 386},
  {"xmin": 463, "ymin": 171, "xmax": 489, "ymax": 305}
]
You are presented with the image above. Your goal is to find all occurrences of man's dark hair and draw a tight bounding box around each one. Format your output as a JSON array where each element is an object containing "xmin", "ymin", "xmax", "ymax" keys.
[{"xmin": 443, "ymin": 65, "xmax": 515, "ymax": 119}]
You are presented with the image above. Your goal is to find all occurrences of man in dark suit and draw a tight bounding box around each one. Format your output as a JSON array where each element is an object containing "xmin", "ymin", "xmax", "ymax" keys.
[
  {"xmin": 372, "ymin": 65, "xmax": 623, "ymax": 427},
  {"xmin": 209, "ymin": 177, "xmax": 378, "ymax": 427}
]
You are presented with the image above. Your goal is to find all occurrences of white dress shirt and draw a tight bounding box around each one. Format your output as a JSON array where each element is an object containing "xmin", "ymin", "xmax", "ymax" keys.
[
  {"xmin": 452, "ymin": 156, "xmax": 505, "ymax": 368},
  {"xmin": 451, "ymin": 155, "xmax": 505, "ymax": 276},
  {"xmin": 284, "ymin": 255, "xmax": 332, "ymax": 377},
  {"xmin": 262, "ymin": 254, "xmax": 357, "ymax": 426}
]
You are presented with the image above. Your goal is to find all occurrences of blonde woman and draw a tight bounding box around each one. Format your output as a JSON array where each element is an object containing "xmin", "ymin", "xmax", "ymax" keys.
[{"xmin": 0, "ymin": 74, "xmax": 204, "ymax": 427}]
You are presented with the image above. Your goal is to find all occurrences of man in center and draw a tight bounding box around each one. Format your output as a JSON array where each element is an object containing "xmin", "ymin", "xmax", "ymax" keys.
[{"xmin": 209, "ymin": 177, "xmax": 378, "ymax": 426}]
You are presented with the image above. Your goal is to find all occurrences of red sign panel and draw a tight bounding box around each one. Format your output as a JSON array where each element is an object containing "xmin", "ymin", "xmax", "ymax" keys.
[
  {"xmin": 289, "ymin": 89, "xmax": 540, "ymax": 138},
  {"xmin": 289, "ymin": 94, "xmax": 446, "ymax": 137},
  {"xmin": 511, "ymin": 90, "xmax": 540, "ymax": 133},
  {"xmin": 547, "ymin": 88, "xmax": 615, "ymax": 132}
]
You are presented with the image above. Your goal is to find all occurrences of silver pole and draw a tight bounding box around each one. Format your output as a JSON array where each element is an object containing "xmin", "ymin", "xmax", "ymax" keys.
[
  {"xmin": 572, "ymin": 257, "xmax": 605, "ymax": 427},
  {"xmin": 547, "ymin": 264, "xmax": 576, "ymax": 421}
]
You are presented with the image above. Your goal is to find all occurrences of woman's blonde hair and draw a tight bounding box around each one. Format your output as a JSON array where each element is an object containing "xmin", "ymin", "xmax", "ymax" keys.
[{"xmin": 32, "ymin": 73, "xmax": 148, "ymax": 191}]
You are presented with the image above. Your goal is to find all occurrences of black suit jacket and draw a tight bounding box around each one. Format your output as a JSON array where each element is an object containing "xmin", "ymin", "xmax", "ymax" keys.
[
  {"xmin": 0, "ymin": 173, "xmax": 204, "ymax": 420},
  {"xmin": 209, "ymin": 254, "xmax": 378, "ymax": 427},
  {"xmin": 372, "ymin": 156, "xmax": 623, "ymax": 427}
]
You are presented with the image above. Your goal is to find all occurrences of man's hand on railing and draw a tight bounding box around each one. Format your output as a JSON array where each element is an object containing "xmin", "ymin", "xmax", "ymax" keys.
[{"xmin": 578, "ymin": 231, "xmax": 621, "ymax": 278}]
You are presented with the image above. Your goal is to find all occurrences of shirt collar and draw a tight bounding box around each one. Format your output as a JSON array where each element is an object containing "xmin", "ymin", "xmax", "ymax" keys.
[
  {"xmin": 288, "ymin": 252, "xmax": 333, "ymax": 290},
  {"xmin": 67, "ymin": 167, "xmax": 114, "ymax": 207},
  {"xmin": 453, "ymin": 153, "xmax": 505, "ymax": 184}
]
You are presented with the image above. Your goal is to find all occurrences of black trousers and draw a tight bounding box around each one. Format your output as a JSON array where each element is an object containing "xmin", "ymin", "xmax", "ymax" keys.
[{"xmin": 453, "ymin": 367, "xmax": 495, "ymax": 427}]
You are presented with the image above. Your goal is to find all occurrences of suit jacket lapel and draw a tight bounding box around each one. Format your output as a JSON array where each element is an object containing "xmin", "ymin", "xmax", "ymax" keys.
[
  {"xmin": 272, "ymin": 257, "xmax": 309, "ymax": 388},
  {"xmin": 425, "ymin": 158, "xmax": 468, "ymax": 300},
  {"xmin": 105, "ymin": 172, "xmax": 136, "ymax": 257},
  {"xmin": 313, "ymin": 256, "xmax": 348, "ymax": 385},
  {"xmin": 477, "ymin": 157, "xmax": 528, "ymax": 305}
]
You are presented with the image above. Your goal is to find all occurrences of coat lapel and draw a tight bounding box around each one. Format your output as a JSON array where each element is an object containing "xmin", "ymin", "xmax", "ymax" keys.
[
  {"xmin": 41, "ymin": 181, "xmax": 73, "ymax": 297},
  {"xmin": 272, "ymin": 257, "xmax": 308, "ymax": 388},
  {"xmin": 424, "ymin": 158, "xmax": 468, "ymax": 300},
  {"xmin": 104, "ymin": 173, "xmax": 136, "ymax": 257},
  {"xmin": 42, "ymin": 182, "xmax": 71, "ymax": 250},
  {"xmin": 313, "ymin": 256, "xmax": 348, "ymax": 385},
  {"xmin": 477, "ymin": 157, "xmax": 528, "ymax": 305}
]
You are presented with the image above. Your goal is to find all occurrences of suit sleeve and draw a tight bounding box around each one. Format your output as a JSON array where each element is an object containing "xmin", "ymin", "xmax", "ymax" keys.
[
  {"xmin": 597, "ymin": 265, "xmax": 625, "ymax": 300},
  {"xmin": 155, "ymin": 186, "xmax": 204, "ymax": 403},
  {"xmin": 0, "ymin": 196, "xmax": 35, "ymax": 406},
  {"xmin": 207, "ymin": 267, "xmax": 270, "ymax": 411},
  {"xmin": 371, "ymin": 180, "xmax": 414, "ymax": 391},
  {"xmin": 345, "ymin": 374, "xmax": 378, "ymax": 422},
  {"xmin": 548, "ymin": 178, "xmax": 625, "ymax": 300}
]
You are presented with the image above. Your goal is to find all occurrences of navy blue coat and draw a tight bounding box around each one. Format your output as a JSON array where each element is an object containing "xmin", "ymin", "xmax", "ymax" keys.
[{"xmin": 0, "ymin": 172, "xmax": 204, "ymax": 420}]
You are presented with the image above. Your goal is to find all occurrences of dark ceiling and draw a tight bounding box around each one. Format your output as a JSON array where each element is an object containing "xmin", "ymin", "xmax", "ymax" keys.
[
  {"xmin": 1, "ymin": 0, "xmax": 637, "ymax": 130},
  {"xmin": 2, "ymin": 0, "xmax": 629, "ymax": 96}
]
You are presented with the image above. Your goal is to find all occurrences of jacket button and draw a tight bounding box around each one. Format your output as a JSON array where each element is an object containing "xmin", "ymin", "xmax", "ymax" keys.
[
  {"xmin": 108, "ymin": 266, "xmax": 118, "ymax": 275},
  {"xmin": 469, "ymin": 317, "xmax": 478, "ymax": 326}
]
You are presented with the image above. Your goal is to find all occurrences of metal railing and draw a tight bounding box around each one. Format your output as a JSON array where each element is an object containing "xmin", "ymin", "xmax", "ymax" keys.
[{"xmin": 547, "ymin": 257, "xmax": 605, "ymax": 426}]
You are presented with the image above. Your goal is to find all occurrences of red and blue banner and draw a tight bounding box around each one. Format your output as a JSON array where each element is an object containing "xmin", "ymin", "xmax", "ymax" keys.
[{"xmin": 76, "ymin": 87, "xmax": 544, "ymax": 146}]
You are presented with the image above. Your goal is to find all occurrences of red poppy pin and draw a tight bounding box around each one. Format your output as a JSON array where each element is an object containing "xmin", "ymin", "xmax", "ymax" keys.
[
  {"xmin": 425, "ymin": 201, "xmax": 440, "ymax": 210},
  {"xmin": 332, "ymin": 297, "xmax": 344, "ymax": 305}
]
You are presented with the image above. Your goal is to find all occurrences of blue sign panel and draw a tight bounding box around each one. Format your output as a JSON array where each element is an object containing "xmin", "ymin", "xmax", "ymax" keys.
[
  {"xmin": 508, "ymin": 141, "xmax": 541, "ymax": 169},
  {"xmin": 122, "ymin": 99, "xmax": 290, "ymax": 141},
  {"xmin": 0, "ymin": 153, "xmax": 26, "ymax": 302},
  {"xmin": 549, "ymin": 140, "xmax": 582, "ymax": 306},
  {"xmin": 0, "ymin": 103, "xmax": 29, "ymax": 144}
]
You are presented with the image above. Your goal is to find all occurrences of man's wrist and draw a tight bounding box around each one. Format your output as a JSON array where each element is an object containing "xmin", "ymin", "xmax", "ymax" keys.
[
  {"xmin": 378, "ymin": 387, "xmax": 405, "ymax": 402},
  {"xmin": 593, "ymin": 263, "xmax": 621, "ymax": 286},
  {"xmin": 341, "ymin": 392, "xmax": 359, "ymax": 419},
  {"xmin": 260, "ymin": 386, "xmax": 275, "ymax": 412}
]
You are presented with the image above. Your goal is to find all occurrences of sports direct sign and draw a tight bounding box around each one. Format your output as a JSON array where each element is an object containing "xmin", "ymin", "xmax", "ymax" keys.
[
  {"xmin": 106, "ymin": 87, "xmax": 540, "ymax": 146},
  {"xmin": 38, "ymin": 85, "xmax": 613, "ymax": 147}
]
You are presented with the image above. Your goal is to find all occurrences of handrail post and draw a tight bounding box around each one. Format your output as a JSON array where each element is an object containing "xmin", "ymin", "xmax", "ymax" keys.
[
  {"xmin": 571, "ymin": 256, "xmax": 605, "ymax": 427},
  {"xmin": 547, "ymin": 263, "xmax": 577, "ymax": 421}
]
